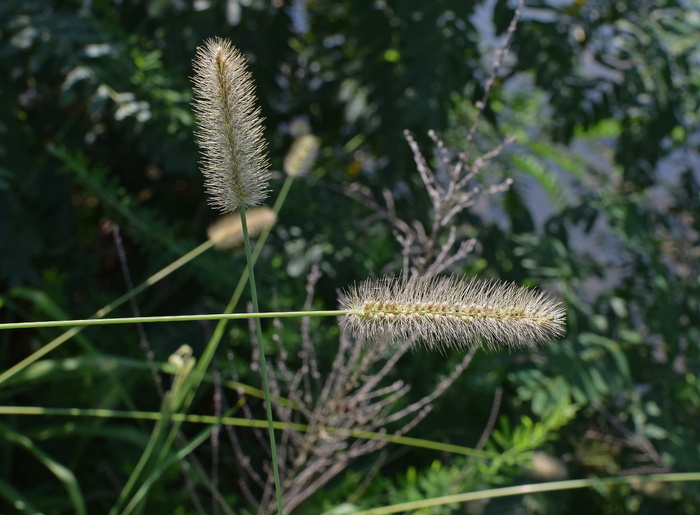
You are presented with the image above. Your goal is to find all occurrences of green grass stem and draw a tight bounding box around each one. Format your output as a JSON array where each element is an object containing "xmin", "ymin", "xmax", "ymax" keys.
[
  {"xmin": 0, "ymin": 239, "xmax": 215, "ymax": 386},
  {"xmin": 240, "ymin": 207, "xmax": 284, "ymax": 514},
  {"xmin": 346, "ymin": 473, "xmax": 700, "ymax": 514},
  {"xmin": 0, "ymin": 406, "xmax": 493, "ymax": 459},
  {"xmin": 0, "ymin": 310, "xmax": 346, "ymax": 330}
]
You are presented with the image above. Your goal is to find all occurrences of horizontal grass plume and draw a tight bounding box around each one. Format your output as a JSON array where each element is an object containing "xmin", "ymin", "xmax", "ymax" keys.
[
  {"xmin": 341, "ymin": 275, "xmax": 566, "ymax": 350},
  {"xmin": 191, "ymin": 37, "xmax": 270, "ymax": 212}
]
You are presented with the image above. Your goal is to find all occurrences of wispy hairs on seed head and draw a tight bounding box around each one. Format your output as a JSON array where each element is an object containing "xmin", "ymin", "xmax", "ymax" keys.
[
  {"xmin": 191, "ymin": 37, "xmax": 270, "ymax": 213},
  {"xmin": 341, "ymin": 275, "xmax": 566, "ymax": 351},
  {"xmin": 284, "ymin": 134, "xmax": 320, "ymax": 178}
]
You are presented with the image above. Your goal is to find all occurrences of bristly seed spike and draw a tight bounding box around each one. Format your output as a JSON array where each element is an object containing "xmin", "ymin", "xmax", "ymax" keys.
[
  {"xmin": 191, "ymin": 37, "xmax": 270, "ymax": 213},
  {"xmin": 340, "ymin": 275, "xmax": 566, "ymax": 351}
]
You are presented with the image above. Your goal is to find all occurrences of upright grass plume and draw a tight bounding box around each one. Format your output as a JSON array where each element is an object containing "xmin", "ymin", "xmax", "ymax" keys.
[
  {"xmin": 192, "ymin": 38, "xmax": 270, "ymax": 212},
  {"xmin": 192, "ymin": 38, "xmax": 283, "ymax": 513},
  {"xmin": 283, "ymin": 134, "xmax": 320, "ymax": 178},
  {"xmin": 342, "ymin": 275, "xmax": 566, "ymax": 350}
]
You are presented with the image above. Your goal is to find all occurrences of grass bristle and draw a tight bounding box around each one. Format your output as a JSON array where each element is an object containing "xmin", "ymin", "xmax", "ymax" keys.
[{"xmin": 341, "ymin": 275, "xmax": 566, "ymax": 350}]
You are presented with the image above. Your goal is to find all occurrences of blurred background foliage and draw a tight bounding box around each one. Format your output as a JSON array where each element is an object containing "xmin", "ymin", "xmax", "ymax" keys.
[{"xmin": 1, "ymin": 0, "xmax": 699, "ymax": 513}]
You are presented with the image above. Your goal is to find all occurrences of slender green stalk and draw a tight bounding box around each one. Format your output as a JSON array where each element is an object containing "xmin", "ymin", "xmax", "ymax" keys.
[
  {"xmin": 99, "ymin": 176, "xmax": 294, "ymax": 514},
  {"xmin": 105, "ymin": 181, "xmax": 289, "ymax": 511},
  {"xmin": 1, "ymin": 422, "xmax": 87, "ymax": 515},
  {"xmin": 0, "ymin": 239, "xmax": 215, "ymax": 386},
  {"xmin": 202, "ymin": 174, "xmax": 294, "ymax": 359},
  {"xmin": 1, "ymin": 182, "xmax": 289, "ymax": 399},
  {"xmin": 109, "ymin": 409, "xmax": 170, "ymax": 514},
  {"xmin": 110, "ymin": 181, "xmax": 293, "ymax": 514},
  {"xmin": 347, "ymin": 473, "xmax": 700, "ymax": 515},
  {"xmin": 147, "ymin": 177, "xmax": 295, "ymax": 512},
  {"xmin": 0, "ymin": 406, "xmax": 493, "ymax": 459},
  {"xmin": 0, "ymin": 478, "xmax": 41, "ymax": 514},
  {"xmin": 122, "ymin": 408, "xmax": 231, "ymax": 515},
  {"xmin": 240, "ymin": 207, "xmax": 284, "ymax": 514},
  {"xmin": 110, "ymin": 342, "xmax": 198, "ymax": 514},
  {"xmin": 1, "ymin": 99, "xmax": 296, "ymax": 508},
  {"xmin": 231, "ymin": 176, "xmax": 294, "ymax": 306},
  {"xmin": 5, "ymin": 406, "xmax": 699, "ymax": 513},
  {"xmin": 0, "ymin": 310, "xmax": 345, "ymax": 330}
]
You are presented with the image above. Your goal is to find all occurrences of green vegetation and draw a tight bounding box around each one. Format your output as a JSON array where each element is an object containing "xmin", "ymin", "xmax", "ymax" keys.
[{"xmin": 1, "ymin": 0, "xmax": 699, "ymax": 513}]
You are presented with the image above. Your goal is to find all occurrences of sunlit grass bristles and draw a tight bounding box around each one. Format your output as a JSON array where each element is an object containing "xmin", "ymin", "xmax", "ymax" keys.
[
  {"xmin": 284, "ymin": 134, "xmax": 320, "ymax": 178},
  {"xmin": 192, "ymin": 37, "xmax": 270, "ymax": 212},
  {"xmin": 342, "ymin": 275, "xmax": 566, "ymax": 350},
  {"xmin": 207, "ymin": 206, "xmax": 276, "ymax": 250}
]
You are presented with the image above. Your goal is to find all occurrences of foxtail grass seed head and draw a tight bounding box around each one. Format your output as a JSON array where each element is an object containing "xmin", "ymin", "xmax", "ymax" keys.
[
  {"xmin": 341, "ymin": 275, "xmax": 566, "ymax": 351},
  {"xmin": 192, "ymin": 38, "xmax": 270, "ymax": 213},
  {"xmin": 283, "ymin": 134, "xmax": 320, "ymax": 178},
  {"xmin": 207, "ymin": 206, "xmax": 277, "ymax": 250}
]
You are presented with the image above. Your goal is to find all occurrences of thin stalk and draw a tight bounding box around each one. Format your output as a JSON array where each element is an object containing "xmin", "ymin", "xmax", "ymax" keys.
[
  {"xmin": 111, "ymin": 348, "xmax": 197, "ymax": 514},
  {"xmin": 121, "ymin": 407, "xmax": 233, "ymax": 515},
  {"xmin": 240, "ymin": 207, "xmax": 284, "ymax": 514},
  {"xmin": 206, "ymin": 175, "xmax": 295, "ymax": 352},
  {"xmin": 0, "ymin": 239, "xmax": 215, "ymax": 386},
  {"xmin": 0, "ymin": 177, "xmax": 307, "ymax": 339},
  {"xmin": 101, "ymin": 177, "xmax": 294, "ymax": 514},
  {"xmin": 0, "ymin": 310, "xmax": 346, "ymax": 330},
  {"xmin": 0, "ymin": 406, "xmax": 493, "ymax": 459},
  {"xmin": 147, "ymin": 181, "xmax": 293, "ymax": 513},
  {"xmin": 158, "ymin": 177, "xmax": 297, "ymax": 467},
  {"xmin": 175, "ymin": 179, "xmax": 294, "ymax": 419},
  {"xmin": 109, "ymin": 403, "xmax": 173, "ymax": 514},
  {"xmin": 0, "ymin": 176, "xmax": 297, "ymax": 512},
  {"xmin": 348, "ymin": 473, "xmax": 700, "ymax": 515}
]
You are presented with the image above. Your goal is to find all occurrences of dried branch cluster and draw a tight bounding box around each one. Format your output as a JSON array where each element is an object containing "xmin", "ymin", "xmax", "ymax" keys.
[
  {"xmin": 225, "ymin": 268, "xmax": 475, "ymax": 514},
  {"xmin": 347, "ymin": 130, "xmax": 515, "ymax": 279},
  {"xmin": 345, "ymin": 0, "xmax": 526, "ymax": 279}
]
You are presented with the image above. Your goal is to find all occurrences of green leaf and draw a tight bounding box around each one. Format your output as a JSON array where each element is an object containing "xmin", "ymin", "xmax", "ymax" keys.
[
  {"xmin": 0, "ymin": 477, "xmax": 42, "ymax": 514},
  {"xmin": 0, "ymin": 423, "xmax": 87, "ymax": 515}
]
